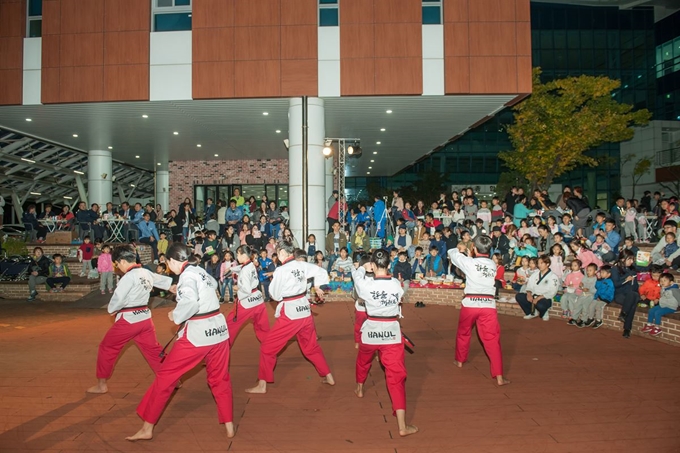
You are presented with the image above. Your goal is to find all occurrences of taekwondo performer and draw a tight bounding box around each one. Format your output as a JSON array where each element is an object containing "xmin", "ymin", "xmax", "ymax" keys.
[
  {"xmin": 126, "ymin": 243, "xmax": 234, "ymax": 441},
  {"xmin": 352, "ymin": 249, "xmax": 418, "ymax": 437},
  {"xmin": 448, "ymin": 235, "xmax": 510, "ymax": 386},
  {"xmin": 352, "ymin": 254, "xmax": 372, "ymax": 349},
  {"xmin": 227, "ymin": 245, "xmax": 270, "ymax": 346},
  {"xmin": 87, "ymin": 245, "xmax": 172, "ymax": 394},
  {"xmin": 245, "ymin": 239, "xmax": 334, "ymax": 394}
]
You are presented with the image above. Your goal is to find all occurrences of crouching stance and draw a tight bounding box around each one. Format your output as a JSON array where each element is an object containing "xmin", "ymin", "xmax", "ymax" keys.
[
  {"xmin": 448, "ymin": 236, "xmax": 510, "ymax": 386},
  {"xmin": 87, "ymin": 245, "xmax": 172, "ymax": 394},
  {"xmin": 352, "ymin": 249, "xmax": 418, "ymax": 437},
  {"xmin": 127, "ymin": 243, "xmax": 234, "ymax": 441},
  {"xmin": 245, "ymin": 239, "xmax": 333, "ymax": 394}
]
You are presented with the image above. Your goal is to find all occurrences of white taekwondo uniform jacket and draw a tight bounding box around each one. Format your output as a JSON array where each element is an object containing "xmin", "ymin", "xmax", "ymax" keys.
[
  {"xmin": 448, "ymin": 248, "xmax": 497, "ymax": 309},
  {"xmin": 269, "ymin": 257, "xmax": 330, "ymax": 320},
  {"xmin": 352, "ymin": 267, "xmax": 403, "ymax": 345},
  {"xmin": 109, "ymin": 266, "xmax": 172, "ymax": 323}
]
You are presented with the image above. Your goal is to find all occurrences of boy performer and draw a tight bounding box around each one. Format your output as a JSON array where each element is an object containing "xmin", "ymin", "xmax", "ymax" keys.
[
  {"xmin": 448, "ymin": 235, "xmax": 510, "ymax": 386},
  {"xmin": 87, "ymin": 245, "xmax": 172, "ymax": 394},
  {"xmin": 246, "ymin": 240, "xmax": 334, "ymax": 394},
  {"xmin": 353, "ymin": 249, "xmax": 418, "ymax": 437}
]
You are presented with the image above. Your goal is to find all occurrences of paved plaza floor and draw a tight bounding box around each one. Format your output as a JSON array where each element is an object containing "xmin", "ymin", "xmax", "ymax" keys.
[{"xmin": 0, "ymin": 298, "xmax": 679, "ymax": 453}]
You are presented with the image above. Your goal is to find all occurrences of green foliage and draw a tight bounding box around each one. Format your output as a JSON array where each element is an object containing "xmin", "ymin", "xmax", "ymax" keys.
[
  {"xmin": 496, "ymin": 171, "xmax": 529, "ymax": 198},
  {"xmin": 622, "ymin": 154, "xmax": 652, "ymax": 198},
  {"xmin": 500, "ymin": 68, "xmax": 651, "ymax": 190},
  {"xmin": 1, "ymin": 236, "xmax": 29, "ymax": 257}
]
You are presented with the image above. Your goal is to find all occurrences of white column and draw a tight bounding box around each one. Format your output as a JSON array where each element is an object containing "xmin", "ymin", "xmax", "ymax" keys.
[
  {"xmin": 88, "ymin": 150, "xmax": 113, "ymax": 208},
  {"xmin": 422, "ymin": 24, "xmax": 444, "ymax": 96},
  {"xmin": 150, "ymin": 31, "xmax": 192, "ymax": 101},
  {"xmin": 318, "ymin": 27, "xmax": 340, "ymax": 97},
  {"xmin": 156, "ymin": 170, "xmax": 170, "ymax": 212},
  {"xmin": 288, "ymin": 97, "xmax": 326, "ymax": 252},
  {"xmin": 23, "ymin": 38, "xmax": 42, "ymax": 105},
  {"xmin": 325, "ymin": 155, "xmax": 334, "ymax": 208}
]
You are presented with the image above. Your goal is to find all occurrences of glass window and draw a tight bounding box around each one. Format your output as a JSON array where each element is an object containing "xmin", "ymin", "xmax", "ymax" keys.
[
  {"xmin": 319, "ymin": 0, "xmax": 338, "ymax": 27},
  {"xmin": 422, "ymin": 6, "xmax": 441, "ymax": 25},
  {"xmin": 27, "ymin": 0, "xmax": 42, "ymax": 37},
  {"xmin": 154, "ymin": 13, "xmax": 192, "ymax": 31},
  {"xmin": 28, "ymin": 19, "xmax": 42, "ymax": 38},
  {"xmin": 28, "ymin": 0, "xmax": 42, "ymax": 16}
]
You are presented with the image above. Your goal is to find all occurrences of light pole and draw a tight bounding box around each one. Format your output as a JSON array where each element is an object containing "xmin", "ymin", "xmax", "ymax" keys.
[{"xmin": 322, "ymin": 137, "xmax": 361, "ymax": 229}]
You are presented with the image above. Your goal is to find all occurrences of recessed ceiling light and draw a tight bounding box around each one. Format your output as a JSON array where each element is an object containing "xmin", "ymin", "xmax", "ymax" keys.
[
  {"xmin": 108, "ymin": 146, "xmax": 113, "ymax": 149},
  {"xmin": 142, "ymin": 114, "xmax": 148, "ymax": 118},
  {"xmin": 63, "ymin": 196, "xmax": 73, "ymax": 200},
  {"xmin": 214, "ymin": 154, "xmax": 219, "ymax": 157},
  {"xmin": 197, "ymin": 144, "xmax": 202, "ymax": 147},
  {"xmin": 26, "ymin": 118, "xmax": 32, "ymax": 122},
  {"xmin": 30, "ymin": 192, "xmax": 41, "ymax": 196},
  {"xmin": 173, "ymin": 131, "xmax": 179, "ymax": 135},
  {"xmin": 386, "ymin": 110, "xmax": 392, "ymax": 114},
  {"xmin": 72, "ymin": 134, "xmax": 78, "ymax": 137},
  {"xmin": 276, "ymin": 130, "xmax": 281, "ymax": 133},
  {"xmin": 157, "ymin": 163, "xmax": 161, "ymax": 166},
  {"xmin": 373, "ymin": 151, "xmax": 378, "ymax": 155},
  {"xmin": 73, "ymin": 170, "xmax": 85, "ymax": 175},
  {"xmin": 370, "ymin": 159, "xmax": 375, "ymax": 162},
  {"xmin": 130, "ymin": 184, "xmax": 135, "ymax": 187},
  {"xmin": 380, "ymin": 128, "xmax": 385, "ymax": 132},
  {"xmin": 376, "ymin": 141, "xmax": 381, "ymax": 145},
  {"xmin": 135, "ymin": 155, "xmax": 140, "ymax": 158},
  {"xmin": 368, "ymin": 166, "xmax": 372, "ymax": 169},
  {"xmin": 367, "ymin": 171, "xmax": 371, "ymax": 174},
  {"xmin": 263, "ymin": 112, "xmax": 269, "ymax": 116}
]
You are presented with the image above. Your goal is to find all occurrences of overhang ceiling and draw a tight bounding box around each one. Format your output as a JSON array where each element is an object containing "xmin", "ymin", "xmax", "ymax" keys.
[{"xmin": 0, "ymin": 95, "xmax": 515, "ymax": 179}]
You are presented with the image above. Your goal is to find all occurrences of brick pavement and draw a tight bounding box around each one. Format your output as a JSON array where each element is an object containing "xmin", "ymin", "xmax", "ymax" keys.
[{"xmin": 0, "ymin": 300, "xmax": 679, "ymax": 452}]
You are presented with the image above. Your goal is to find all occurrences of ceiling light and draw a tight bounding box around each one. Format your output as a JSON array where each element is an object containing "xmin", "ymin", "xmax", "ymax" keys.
[
  {"xmin": 130, "ymin": 184, "xmax": 135, "ymax": 187},
  {"xmin": 370, "ymin": 159, "xmax": 374, "ymax": 162},
  {"xmin": 380, "ymin": 128, "xmax": 385, "ymax": 132},
  {"xmin": 73, "ymin": 170, "xmax": 85, "ymax": 175},
  {"xmin": 108, "ymin": 146, "xmax": 113, "ymax": 149},
  {"xmin": 26, "ymin": 118, "xmax": 32, "ymax": 122},
  {"xmin": 368, "ymin": 166, "xmax": 372, "ymax": 169},
  {"xmin": 347, "ymin": 144, "xmax": 354, "ymax": 154},
  {"xmin": 142, "ymin": 114, "xmax": 148, "ymax": 118},
  {"xmin": 21, "ymin": 157, "xmax": 36, "ymax": 163},
  {"xmin": 323, "ymin": 139, "xmax": 333, "ymax": 156},
  {"xmin": 376, "ymin": 141, "xmax": 381, "ymax": 145},
  {"xmin": 173, "ymin": 131, "xmax": 179, "ymax": 135},
  {"xmin": 63, "ymin": 196, "xmax": 73, "ymax": 200},
  {"xmin": 135, "ymin": 155, "xmax": 140, "ymax": 158},
  {"xmin": 276, "ymin": 130, "xmax": 281, "ymax": 133},
  {"xmin": 157, "ymin": 163, "xmax": 161, "ymax": 166},
  {"xmin": 366, "ymin": 172, "xmax": 371, "ymax": 174},
  {"xmin": 386, "ymin": 110, "xmax": 392, "ymax": 114},
  {"xmin": 214, "ymin": 154, "xmax": 219, "ymax": 157},
  {"xmin": 373, "ymin": 151, "xmax": 378, "ymax": 155},
  {"xmin": 72, "ymin": 134, "xmax": 78, "ymax": 137},
  {"xmin": 30, "ymin": 192, "xmax": 41, "ymax": 196},
  {"xmin": 263, "ymin": 112, "xmax": 269, "ymax": 116},
  {"xmin": 197, "ymin": 144, "xmax": 202, "ymax": 147}
]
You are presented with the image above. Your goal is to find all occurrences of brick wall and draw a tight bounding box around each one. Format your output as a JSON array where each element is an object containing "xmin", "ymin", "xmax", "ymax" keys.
[{"xmin": 168, "ymin": 159, "xmax": 289, "ymax": 211}]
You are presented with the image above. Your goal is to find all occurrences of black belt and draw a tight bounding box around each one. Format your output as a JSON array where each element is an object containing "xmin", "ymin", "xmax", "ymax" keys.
[
  {"xmin": 118, "ymin": 304, "xmax": 149, "ymax": 313},
  {"xmin": 281, "ymin": 292, "xmax": 307, "ymax": 302},
  {"xmin": 189, "ymin": 309, "xmax": 221, "ymax": 320},
  {"xmin": 367, "ymin": 315, "xmax": 399, "ymax": 321},
  {"xmin": 464, "ymin": 293, "xmax": 495, "ymax": 298}
]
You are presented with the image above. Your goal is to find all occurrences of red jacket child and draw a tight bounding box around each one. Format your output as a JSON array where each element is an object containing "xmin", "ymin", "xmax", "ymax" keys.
[{"xmin": 639, "ymin": 277, "xmax": 661, "ymax": 302}]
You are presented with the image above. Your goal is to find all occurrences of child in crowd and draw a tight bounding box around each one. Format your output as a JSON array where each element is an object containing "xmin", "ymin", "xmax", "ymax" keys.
[
  {"xmin": 636, "ymin": 208, "xmax": 649, "ymax": 242},
  {"xmin": 528, "ymin": 216, "xmax": 543, "ymax": 238},
  {"xmin": 639, "ymin": 264, "xmax": 662, "ymax": 308},
  {"xmin": 92, "ymin": 239, "xmax": 103, "ymax": 269},
  {"xmin": 514, "ymin": 235, "xmax": 538, "ymax": 259},
  {"xmin": 572, "ymin": 263, "xmax": 598, "ymax": 327},
  {"xmin": 624, "ymin": 200, "xmax": 638, "ymax": 241},
  {"xmin": 475, "ymin": 218, "xmax": 486, "ymax": 236},
  {"xmin": 332, "ymin": 247, "xmax": 354, "ymax": 277},
  {"xmin": 512, "ymin": 256, "xmax": 530, "ymax": 292},
  {"xmin": 98, "ymin": 244, "xmax": 114, "ymax": 295},
  {"xmin": 621, "ymin": 236, "xmax": 639, "ymax": 258},
  {"xmin": 549, "ymin": 243, "xmax": 566, "ymax": 281},
  {"xmin": 47, "ymin": 254, "xmax": 71, "ymax": 292},
  {"xmin": 464, "ymin": 197, "xmax": 478, "ymax": 222},
  {"xmin": 204, "ymin": 253, "xmax": 221, "ymax": 284},
  {"xmin": 157, "ymin": 231, "xmax": 169, "ymax": 256},
  {"xmin": 78, "ymin": 236, "xmax": 94, "ymax": 278},
  {"xmin": 491, "ymin": 197, "xmax": 504, "ymax": 221},
  {"xmin": 459, "ymin": 230, "xmax": 473, "ymax": 253},
  {"xmin": 411, "ymin": 247, "xmax": 427, "ymax": 278},
  {"xmin": 266, "ymin": 236, "xmax": 277, "ymax": 259},
  {"xmin": 389, "ymin": 249, "xmax": 399, "ymax": 274},
  {"xmin": 314, "ymin": 250, "xmax": 328, "ymax": 269},
  {"xmin": 501, "ymin": 215, "xmax": 514, "ymax": 234},
  {"xmin": 553, "ymin": 232, "xmax": 570, "ymax": 257},
  {"xmin": 258, "ymin": 249, "xmax": 275, "ymax": 301},
  {"xmin": 546, "ymin": 216, "xmax": 559, "ymax": 235},
  {"xmin": 418, "ymin": 231, "xmax": 431, "ymax": 253},
  {"xmin": 425, "ymin": 245, "xmax": 445, "ymax": 277},
  {"xmin": 202, "ymin": 230, "xmax": 219, "ymax": 262},
  {"xmin": 431, "ymin": 230, "xmax": 447, "ymax": 266},
  {"xmin": 591, "ymin": 234, "xmax": 612, "ymax": 262},
  {"xmin": 559, "ymin": 214, "xmax": 574, "ymax": 241},
  {"xmin": 569, "ymin": 240, "xmax": 603, "ymax": 269},
  {"xmin": 193, "ymin": 236, "xmax": 204, "ymax": 258},
  {"xmin": 492, "ymin": 252, "xmax": 505, "ymax": 298},
  {"xmin": 641, "ymin": 272, "xmax": 680, "ymax": 337},
  {"xmin": 394, "ymin": 251, "xmax": 412, "ymax": 294},
  {"xmin": 517, "ymin": 219, "xmax": 531, "ymax": 239},
  {"xmin": 584, "ymin": 265, "xmax": 614, "ymax": 329},
  {"xmin": 562, "ymin": 259, "xmax": 583, "ymax": 321},
  {"xmin": 476, "ymin": 200, "xmax": 492, "ymax": 231},
  {"xmin": 219, "ymin": 251, "xmax": 236, "ymax": 303},
  {"xmin": 662, "ymin": 232, "xmax": 679, "ymax": 266}
]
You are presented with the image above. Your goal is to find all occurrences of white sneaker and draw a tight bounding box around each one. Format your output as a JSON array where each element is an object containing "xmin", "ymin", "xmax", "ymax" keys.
[
  {"xmin": 523, "ymin": 312, "xmax": 538, "ymax": 320},
  {"xmin": 79, "ymin": 273, "xmax": 85, "ymax": 277},
  {"xmin": 542, "ymin": 311, "xmax": 550, "ymax": 321}
]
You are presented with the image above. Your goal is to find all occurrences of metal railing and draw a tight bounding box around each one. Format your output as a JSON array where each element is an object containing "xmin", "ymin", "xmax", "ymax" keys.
[{"xmin": 656, "ymin": 147, "xmax": 680, "ymax": 168}]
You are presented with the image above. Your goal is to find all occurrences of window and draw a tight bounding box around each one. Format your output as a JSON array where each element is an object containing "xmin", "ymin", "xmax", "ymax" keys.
[
  {"xmin": 193, "ymin": 184, "xmax": 289, "ymax": 218},
  {"xmin": 422, "ymin": 0, "xmax": 441, "ymax": 25},
  {"xmin": 27, "ymin": 0, "xmax": 42, "ymax": 37},
  {"xmin": 152, "ymin": 0, "xmax": 192, "ymax": 32},
  {"xmin": 319, "ymin": 0, "xmax": 338, "ymax": 27}
]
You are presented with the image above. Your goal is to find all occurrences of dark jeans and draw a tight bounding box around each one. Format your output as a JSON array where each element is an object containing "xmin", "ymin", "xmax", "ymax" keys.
[
  {"xmin": 327, "ymin": 217, "xmax": 337, "ymax": 233},
  {"xmin": 516, "ymin": 293, "xmax": 552, "ymax": 317},
  {"xmin": 139, "ymin": 237, "xmax": 158, "ymax": 260},
  {"xmin": 615, "ymin": 292, "xmax": 640, "ymax": 330},
  {"xmin": 46, "ymin": 277, "xmax": 70, "ymax": 289}
]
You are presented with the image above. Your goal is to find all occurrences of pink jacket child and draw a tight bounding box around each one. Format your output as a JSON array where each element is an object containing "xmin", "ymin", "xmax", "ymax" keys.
[
  {"xmin": 219, "ymin": 260, "xmax": 236, "ymax": 283},
  {"xmin": 550, "ymin": 256, "xmax": 565, "ymax": 281},
  {"xmin": 97, "ymin": 251, "xmax": 114, "ymax": 273},
  {"xmin": 575, "ymin": 246, "xmax": 603, "ymax": 269},
  {"xmin": 563, "ymin": 270, "xmax": 584, "ymax": 296}
]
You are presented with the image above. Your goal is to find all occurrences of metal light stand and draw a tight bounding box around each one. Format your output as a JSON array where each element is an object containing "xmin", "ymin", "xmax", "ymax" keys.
[{"xmin": 324, "ymin": 137, "xmax": 360, "ymax": 233}]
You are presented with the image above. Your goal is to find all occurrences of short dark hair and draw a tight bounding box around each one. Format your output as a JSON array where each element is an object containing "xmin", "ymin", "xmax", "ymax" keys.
[
  {"xmin": 52, "ymin": 253, "xmax": 62, "ymax": 260},
  {"xmin": 605, "ymin": 219, "xmax": 616, "ymax": 226},
  {"xmin": 166, "ymin": 242, "xmax": 200, "ymax": 265},
  {"xmin": 83, "ymin": 235, "xmax": 90, "ymax": 240},
  {"xmin": 665, "ymin": 220, "xmax": 677, "ymax": 228},
  {"xmin": 276, "ymin": 239, "xmax": 296, "ymax": 255},
  {"xmin": 111, "ymin": 245, "xmax": 137, "ymax": 264},
  {"xmin": 473, "ymin": 235, "xmax": 493, "ymax": 255},
  {"xmin": 371, "ymin": 249, "xmax": 390, "ymax": 269},
  {"xmin": 600, "ymin": 264, "xmax": 612, "ymax": 274},
  {"xmin": 586, "ymin": 263, "xmax": 598, "ymax": 271},
  {"xmin": 537, "ymin": 225, "xmax": 548, "ymax": 232},
  {"xmin": 293, "ymin": 248, "xmax": 307, "ymax": 260},
  {"xmin": 660, "ymin": 272, "xmax": 675, "ymax": 282},
  {"xmin": 650, "ymin": 264, "xmax": 664, "ymax": 274}
]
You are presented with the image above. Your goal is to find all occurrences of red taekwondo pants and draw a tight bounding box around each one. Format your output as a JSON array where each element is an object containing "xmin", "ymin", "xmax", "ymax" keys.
[
  {"xmin": 136, "ymin": 336, "xmax": 233, "ymax": 424},
  {"xmin": 257, "ymin": 310, "xmax": 330, "ymax": 383},
  {"xmin": 356, "ymin": 340, "xmax": 407, "ymax": 415},
  {"xmin": 226, "ymin": 302, "xmax": 270, "ymax": 346},
  {"xmin": 354, "ymin": 310, "xmax": 368, "ymax": 343},
  {"xmin": 96, "ymin": 318, "xmax": 163, "ymax": 379},
  {"xmin": 455, "ymin": 307, "xmax": 504, "ymax": 378}
]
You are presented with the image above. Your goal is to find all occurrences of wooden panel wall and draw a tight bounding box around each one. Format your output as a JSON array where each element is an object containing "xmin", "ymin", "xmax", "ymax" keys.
[
  {"xmin": 444, "ymin": 0, "xmax": 531, "ymax": 95},
  {"xmin": 340, "ymin": 0, "xmax": 422, "ymax": 96},
  {"xmin": 193, "ymin": 0, "xmax": 318, "ymax": 99},
  {"xmin": 41, "ymin": 0, "xmax": 149, "ymax": 104},
  {"xmin": 0, "ymin": 0, "xmax": 25, "ymax": 105}
]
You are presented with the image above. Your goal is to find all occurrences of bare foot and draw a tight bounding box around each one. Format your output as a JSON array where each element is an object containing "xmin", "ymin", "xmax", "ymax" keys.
[
  {"xmin": 453, "ymin": 360, "xmax": 463, "ymax": 368},
  {"xmin": 322, "ymin": 373, "xmax": 335, "ymax": 386},
  {"xmin": 225, "ymin": 422, "xmax": 235, "ymax": 438},
  {"xmin": 354, "ymin": 383, "xmax": 364, "ymax": 398},
  {"xmin": 175, "ymin": 379, "xmax": 182, "ymax": 390},
  {"xmin": 355, "ymin": 342, "xmax": 359, "ymax": 349},
  {"xmin": 245, "ymin": 380, "xmax": 267, "ymax": 394},
  {"xmin": 496, "ymin": 376, "xmax": 511, "ymax": 386},
  {"xmin": 125, "ymin": 422, "xmax": 154, "ymax": 441},
  {"xmin": 86, "ymin": 382, "xmax": 108, "ymax": 394},
  {"xmin": 399, "ymin": 425, "xmax": 419, "ymax": 437}
]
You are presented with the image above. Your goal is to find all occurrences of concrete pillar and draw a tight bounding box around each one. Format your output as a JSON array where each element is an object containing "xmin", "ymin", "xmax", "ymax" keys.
[
  {"xmin": 88, "ymin": 150, "xmax": 112, "ymax": 208},
  {"xmin": 288, "ymin": 97, "xmax": 326, "ymax": 252},
  {"xmin": 325, "ymin": 154, "xmax": 334, "ymax": 208},
  {"xmin": 155, "ymin": 170, "xmax": 170, "ymax": 212}
]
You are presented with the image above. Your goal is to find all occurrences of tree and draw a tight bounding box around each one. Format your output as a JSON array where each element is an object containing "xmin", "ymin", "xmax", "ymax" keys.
[
  {"xmin": 622, "ymin": 154, "xmax": 652, "ymax": 199},
  {"xmin": 499, "ymin": 68, "xmax": 651, "ymax": 190},
  {"xmin": 495, "ymin": 171, "xmax": 529, "ymax": 199}
]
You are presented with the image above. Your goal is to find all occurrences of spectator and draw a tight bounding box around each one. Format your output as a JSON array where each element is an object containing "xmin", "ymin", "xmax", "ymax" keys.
[
  {"xmin": 331, "ymin": 247, "xmax": 353, "ymax": 276},
  {"xmin": 516, "ymin": 255, "xmax": 560, "ymax": 321},
  {"xmin": 639, "ymin": 265, "xmax": 663, "ymax": 308},
  {"xmin": 97, "ymin": 243, "xmax": 114, "ymax": 295},
  {"xmin": 204, "ymin": 197, "xmax": 216, "ymax": 220},
  {"xmin": 410, "ymin": 247, "xmax": 426, "ymax": 278},
  {"xmin": 350, "ymin": 224, "xmax": 370, "ymax": 253},
  {"xmin": 588, "ymin": 219, "xmax": 621, "ymax": 262},
  {"xmin": 46, "ymin": 254, "xmax": 71, "ymax": 292},
  {"xmin": 138, "ymin": 212, "xmax": 160, "ymax": 260},
  {"xmin": 640, "ymin": 272, "xmax": 680, "ymax": 337},
  {"xmin": 610, "ymin": 197, "xmax": 625, "ymax": 231},
  {"xmin": 584, "ymin": 264, "xmax": 615, "ymax": 329},
  {"xmin": 562, "ymin": 259, "xmax": 583, "ymax": 321},
  {"xmin": 22, "ymin": 204, "xmax": 48, "ymax": 241},
  {"xmin": 27, "ymin": 247, "xmax": 50, "ymax": 301},
  {"xmin": 512, "ymin": 195, "xmax": 535, "ymax": 227},
  {"xmin": 610, "ymin": 250, "xmax": 640, "ymax": 339},
  {"xmin": 373, "ymin": 195, "xmax": 387, "ymax": 238},
  {"xmin": 230, "ymin": 188, "xmax": 245, "ymax": 207},
  {"xmin": 564, "ymin": 187, "xmax": 591, "ymax": 236},
  {"xmin": 326, "ymin": 221, "xmax": 348, "ymax": 271},
  {"xmin": 424, "ymin": 246, "xmax": 445, "ymax": 277},
  {"xmin": 569, "ymin": 240, "xmax": 603, "ymax": 269},
  {"xmin": 536, "ymin": 225, "xmax": 555, "ymax": 255},
  {"xmin": 327, "ymin": 190, "xmax": 339, "ymax": 212}
]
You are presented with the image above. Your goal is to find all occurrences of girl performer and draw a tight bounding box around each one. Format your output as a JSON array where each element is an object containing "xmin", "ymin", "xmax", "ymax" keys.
[
  {"xmin": 448, "ymin": 235, "xmax": 511, "ymax": 386},
  {"xmin": 352, "ymin": 254, "xmax": 372, "ymax": 349},
  {"xmin": 352, "ymin": 249, "xmax": 419, "ymax": 437},
  {"xmin": 126, "ymin": 243, "xmax": 234, "ymax": 441},
  {"xmin": 227, "ymin": 245, "xmax": 270, "ymax": 345},
  {"xmin": 87, "ymin": 245, "xmax": 172, "ymax": 394},
  {"xmin": 245, "ymin": 240, "xmax": 333, "ymax": 394}
]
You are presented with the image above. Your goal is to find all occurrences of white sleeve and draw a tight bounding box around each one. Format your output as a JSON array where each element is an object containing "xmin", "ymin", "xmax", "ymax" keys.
[
  {"xmin": 268, "ymin": 267, "xmax": 286, "ymax": 302},
  {"xmin": 543, "ymin": 275, "xmax": 560, "ymax": 300},
  {"xmin": 525, "ymin": 272, "xmax": 538, "ymax": 294},
  {"xmin": 107, "ymin": 273, "xmax": 133, "ymax": 314},
  {"xmin": 302, "ymin": 262, "xmax": 330, "ymax": 286},
  {"xmin": 173, "ymin": 274, "xmax": 201, "ymax": 324},
  {"xmin": 448, "ymin": 248, "xmax": 473, "ymax": 274},
  {"xmin": 351, "ymin": 267, "xmax": 369, "ymax": 300},
  {"xmin": 152, "ymin": 273, "xmax": 173, "ymax": 291}
]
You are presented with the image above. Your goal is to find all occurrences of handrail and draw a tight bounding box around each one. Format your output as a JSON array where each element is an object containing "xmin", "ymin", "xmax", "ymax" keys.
[{"xmin": 656, "ymin": 146, "xmax": 680, "ymax": 167}]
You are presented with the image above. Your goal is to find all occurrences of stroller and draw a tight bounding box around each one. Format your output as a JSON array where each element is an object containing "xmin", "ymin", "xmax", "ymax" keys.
[{"xmin": 0, "ymin": 255, "xmax": 32, "ymax": 282}]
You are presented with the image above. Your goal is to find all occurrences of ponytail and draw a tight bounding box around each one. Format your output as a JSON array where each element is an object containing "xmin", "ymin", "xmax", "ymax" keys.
[
  {"xmin": 236, "ymin": 244, "xmax": 254, "ymax": 258},
  {"xmin": 166, "ymin": 242, "xmax": 200, "ymax": 266}
]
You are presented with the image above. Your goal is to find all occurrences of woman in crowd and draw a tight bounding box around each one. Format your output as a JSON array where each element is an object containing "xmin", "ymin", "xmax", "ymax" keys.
[
  {"xmin": 177, "ymin": 203, "xmax": 195, "ymax": 242},
  {"xmin": 610, "ymin": 250, "xmax": 640, "ymax": 339},
  {"xmin": 412, "ymin": 200, "xmax": 426, "ymax": 219},
  {"xmin": 165, "ymin": 210, "xmax": 183, "ymax": 243},
  {"xmin": 512, "ymin": 195, "xmax": 535, "ymax": 227},
  {"xmin": 222, "ymin": 224, "xmax": 240, "ymax": 255},
  {"xmin": 58, "ymin": 205, "xmax": 75, "ymax": 230},
  {"xmin": 564, "ymin": 187, "xmax": 591, "ymax": 237}
]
